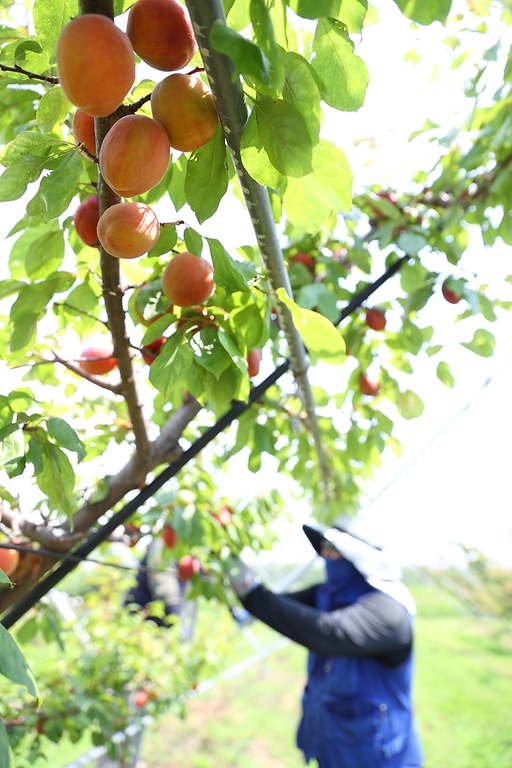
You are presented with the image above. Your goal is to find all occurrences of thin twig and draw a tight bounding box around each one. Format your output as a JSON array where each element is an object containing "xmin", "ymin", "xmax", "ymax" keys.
[
  {"xmin": 53, "ymin": 352, "xmax": 123, "ymax": 394},
  {"xmin": 0, "ymin": 63, "xmax": 59, "ymax": 84},
  {"xmin": 118, "ymin": 92, "xmax": 152, "ymax": 116}
]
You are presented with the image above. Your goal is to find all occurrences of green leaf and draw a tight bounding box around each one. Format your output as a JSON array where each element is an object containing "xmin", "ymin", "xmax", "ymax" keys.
[
  {"xmin": 251, "ymin": 0, "xmax": 285, "ymax": 91},
  {"xmin": 338, "ymin": 0, "xmax": 368, "ymax": 33},
  {"xmin": 23, "ymin": 226, "xmax": 65, "ymax": 279},
  {"xmin": 0, "ymin": 719, "xmax": 14, "ymax": 768},
  {"xmin": 210, "ymin": 19, "xmax": 270, "ymax": 87},
  {"xmin": 47, "ymin": 416, "xmax": 86, "ymax": 462},
  {"xmin": 0, "ymin": 155, "xmax": 47, "ymax": 202},
  {"xmin": 167, "ymin": 155, "xmax": 187, "ymax": 212},
  {"xmin": 208, "ymin": 238, "xmax": 255, "ymax": 293},
  {"xmin": 0, "ymin": 425, "xmax": 25, "ymax": 467},
  {"xmin": 0, "ymin": 397, "xmax": 13, "ymax": 429},
  {"xmin": 0, "ymin": 623, "xmax": 39, "ymax": 698},
  {"xmin": 9, "ymin": 313, "xmax": 39, "ymax": 352},
  {"xmin": 282, "ymin": 51, "xmax": 321, "ymax": 144},
  {"xmin": 185, "ymin": 123, "xmax": 229, "ymax": 224},
  {"xmin": 149, "ymin": 337, "xmax": 193, "ymax": 401},
  {"xmin": 283, "ymin": 140, "xmax": 353, "ymax": 231},
  {"xmin": 286, "ymin": 0, "xmax": 341, "ymax": 19},
  {"xmin": 148, "ymin": 224, "xmax": 178, "ymax": 258},
  {"xmin": 276, "ymin": 287, "xmax": 346, "ymax": 364},
  {"xmin": 255, "ymin": 96, "xmax": 313, "ymax": 177},
  {"xmin": 184, "ymin": 227, "xmax": 203, "ymax": 257},
  {"xmin": 436, "ymin": 361, "xmax": 454, "ymax": 388},
  {"xmin": 1, "ymin": 132, "xmax": 60, "ymax": 167},
  {"xmin": 397, "ymin": 231, "xmax": 428, "ymax": 256},
  {"xmin": 36, "ymin": 442, "xmax": 75, "ymax": 517},
  {"xmin": 39, "ymin": 150, "xmax": 83, "ymax": 221},
  {"xmin": 312, "ymin": 18, "xmax": 369, "ymax": 112},
  {"xmin": 397, "ymin": 390, "xmax": 424, "ymax": 419},
  {"xmin": 8, "ymin": 388, "xmax": 34, "ymax": 413},
  {"xmin": 408, "ymin": 118, "xmax": 440, "ymax": 142},
  {"xmin": 0, "ymin": 279, "xmax": 26, "ymax": 300},
  {"xmin": 37, "ymin": 87, "xmax": 71, "ymax": 134},
  {"xmin": 392, "ymin": 0, "xmax": 451, "ymax": 25},
  {"xmin": 461, "ymin": 329, "xmax": 495, "ymax": 357},
  {"xmin": 191, "ymin": 328, "xmax": 232, "ymax": 378},
  {"xmin": 33, "ymin": 0, "xmax": 79, "ymax": 61},
  {"xmin": 240, "ymin": 110, "xmax": 285, "ymax": 188}
]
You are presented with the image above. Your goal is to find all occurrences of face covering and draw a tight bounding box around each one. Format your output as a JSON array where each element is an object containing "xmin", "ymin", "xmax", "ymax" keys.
[{"xmin": 316, "ymin": 557, "xmax": 374, "ymax": 611}]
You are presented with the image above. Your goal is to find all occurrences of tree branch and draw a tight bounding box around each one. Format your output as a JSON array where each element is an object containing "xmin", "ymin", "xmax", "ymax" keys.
[
  {"xmin": 94, "ymin": 113, "xmax": 152, "ymax": 459},
  {"xmin": 52, "ymin": 352, "xmax": 123, "ymax": 394},
  {"xmin": 0, "ymin": 395, "xmax": 203, "ymax": 611},
  {"xmin": 0, "ymin": 63, "xmax": 59, "ymax": 84}
]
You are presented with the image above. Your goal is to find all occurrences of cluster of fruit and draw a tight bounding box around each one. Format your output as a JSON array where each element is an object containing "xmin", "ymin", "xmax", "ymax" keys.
[{"xmin": 59, "ymin": 0, "xmax": 218, "ymax": 260}]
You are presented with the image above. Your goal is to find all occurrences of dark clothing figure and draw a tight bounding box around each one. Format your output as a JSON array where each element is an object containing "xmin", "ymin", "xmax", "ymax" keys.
[
  {"xmin": 124, "ymin": 539, "xmax": 184, "ymax": 627},
  {"xmin": 230, "ymin": 520, "xmax": 423, "ymax": 768}
]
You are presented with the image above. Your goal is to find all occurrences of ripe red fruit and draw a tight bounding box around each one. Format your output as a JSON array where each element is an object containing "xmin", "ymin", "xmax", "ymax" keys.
[
  {"xmin": 247, "ymin": 349, "xmax": 261, "ymax": 378},
  {"xmin": 178, "ymin": 554, "xmax": 200, "ymax": 581},
  {"xmin": 162, "ymin": 252, "xmax": 215, "ymax": 307},
  {"xmin": 72, "ymin": 109, "xmax": 96, "ymax": 158},
  {"xmin": 0, "ymin": 547, "xmax": 19, "ymax": 577},
  {"xmin": 162, "ymin": 525, "xmax": 178, "ymax": 549},
  {"xmin": 289, "ymin": 251, "xmax": 315, "ymax": 274},
  {"xmin": 73, "ymin": 195, "xmax": 100, "ymax": 247},
  {"xmin": 141, "ymin": 336, "xmax": 166, "ymax": 366},
  {"xmin": 134, "ymin": 691, "xmax": 148, "ymax": 708},
  {"xmin": 441, "ymin": 280, "xmax": 462, "ymax": 304},
  {"xmin": 213, "ymin": 506, "xmax": 232, "ymax": 526},
  {"xmin": 127, "ymin": 0, "xmax": 198, "ymax": 72},
  {"xmin": 360, "ymin": 374, "xmax": 380, "ymax": 397},
  {"xmin": 365, "ymin": 308, "xmax": 386, "ymax": 331},
  {"xmin": 79, "ymin": 340, "xmax": 117, "ymax": 375}
]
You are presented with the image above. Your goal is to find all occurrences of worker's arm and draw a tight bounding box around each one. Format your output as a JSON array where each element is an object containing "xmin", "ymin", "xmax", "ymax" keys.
[{"xmin": 242, "ymin": 586, "xmax": 412, "ymax": 666}]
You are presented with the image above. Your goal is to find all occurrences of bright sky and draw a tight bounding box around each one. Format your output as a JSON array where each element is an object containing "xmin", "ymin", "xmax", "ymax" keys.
[{"xmin": 1, "ymin": 0, "xmax": 512, "ymax": 570}]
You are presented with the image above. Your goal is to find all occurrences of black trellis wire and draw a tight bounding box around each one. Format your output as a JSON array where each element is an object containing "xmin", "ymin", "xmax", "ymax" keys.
[{"xmin": 1, "ymin": 256, "xmax": 407, "ymax": 630}]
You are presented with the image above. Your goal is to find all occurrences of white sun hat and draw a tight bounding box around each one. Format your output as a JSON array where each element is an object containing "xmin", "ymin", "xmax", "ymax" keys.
[{"xmin": 303, "ymin": 514, "xmax": 417, "ymax": 615}]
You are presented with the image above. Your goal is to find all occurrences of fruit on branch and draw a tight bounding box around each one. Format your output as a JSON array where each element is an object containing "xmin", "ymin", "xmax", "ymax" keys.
[
  {"xmin": 99, "ymin": 115, "xmax": 170, "ymax": 198},
  {"xmin": 247, "ymin": 349, "xmax": 261, "ymax": 378},
  {"xmin": 162, "ymin": 252, "xmax": 215, "ymax": 307},
  {"xmin": 289, "ymin": 251, "xmax": 315, "ymax": 274},
  {"xmin": 127, "ymin": 0, "xmax": 198, "ymax": 72},
  {"xmin": 141, "ymin": 336, "xmax": 166, "ymax": 365},
  {"xmin": 0, "ymin": 546, "xmax": 20, "ymax": 577},
  {"xmin": 162, "ymin": 525, "xmax": 178, "ymax": 548},
  {"xmin": 73, "ymin": 195, "xmax": 100, "ymax": 247},
  {"xmin": 151, "ymin": 74, "xmax": 218, "ymax": 152},
  {"xmin": 365, "ymin": 307, "xmax": 386, "ymax": 331},
  {"xmin": 212, "ymin": 505, "xmax": 232, "ymax": 526},
  {"xmin": 359, "ymin": 374, "xmax": 380, "ymax": 397},
  {"xmin": 134, "ymin": 690, "xmax": 148, "ymax": 708},
  {"xmin": 56, "ymin": 14, "xmax": 135, "ymax": 117},
  {"xmin": 72, "ymin": 109, "xmax": 96, "ymax": 158},
  {"xmin": 79, "ymin": 339, "xmax": 118, "ymax": 375},
  {"xmin": 97, "ymin": 202, "xmax": 160, "ymax": 259},
  {"xmin": 178, "ymin": 554, "xmax": 200, "ymax": 581},
  {"xmin": 441, "ymin": 279, "xmax": 462, "ymax": 304}
]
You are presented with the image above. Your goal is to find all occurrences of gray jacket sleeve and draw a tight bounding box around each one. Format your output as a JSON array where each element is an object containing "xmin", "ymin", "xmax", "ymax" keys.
[{"xmin": 241, "ymin": 586, "xmax": 412, "ymax": 667}]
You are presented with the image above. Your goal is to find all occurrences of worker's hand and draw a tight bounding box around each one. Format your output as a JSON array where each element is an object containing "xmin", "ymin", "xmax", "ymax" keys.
[{"xmin": 224, "ymin": 556, "xmax": 261, "ymax": 599}]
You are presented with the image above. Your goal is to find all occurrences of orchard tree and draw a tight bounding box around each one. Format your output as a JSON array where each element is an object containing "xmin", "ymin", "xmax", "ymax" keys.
[{"xmin": 0, "ymin": 0, "xmax": 512, "ymax": 762}]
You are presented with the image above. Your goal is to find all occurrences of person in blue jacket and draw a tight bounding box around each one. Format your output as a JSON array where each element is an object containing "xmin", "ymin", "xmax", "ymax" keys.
[{"xmin": 226, "ymin": 516, "xmax": 423, "ymax": 768}]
